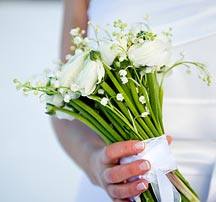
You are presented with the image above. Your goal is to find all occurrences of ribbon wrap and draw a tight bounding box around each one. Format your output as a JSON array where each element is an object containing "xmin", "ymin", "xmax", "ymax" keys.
[{"xmin": 120, "ymin": 135, "xmax": 181, "ymax": 202}]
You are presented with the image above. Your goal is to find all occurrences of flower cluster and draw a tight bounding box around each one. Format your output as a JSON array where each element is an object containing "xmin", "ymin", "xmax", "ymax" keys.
[{"xmin": 15, "ymin": 19, "xmax": 210, "ymax": 202}]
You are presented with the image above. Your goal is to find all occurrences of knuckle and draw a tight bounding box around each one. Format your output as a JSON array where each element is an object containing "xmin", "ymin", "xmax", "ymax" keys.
[
  {"xmin": 102, "ymin": 168, "xmax": 117, "ymax": 183},
  {"xmin": 126, "ymin": 164, "xmax": 137, "ymax": 176},
  {"xmin": 103, "ymin": 146, "xmax": 114, "ymax": 162},
  {"xmin": 108, "ymin": 186, "xmax": 124, "ymax": 199}
]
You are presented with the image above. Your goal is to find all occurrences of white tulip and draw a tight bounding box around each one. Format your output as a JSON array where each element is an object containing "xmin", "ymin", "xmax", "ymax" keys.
[
  {"xmin": 75, "ymin": 58, "xmax": 105, "ymax": 96},
  {"xmin": 128, "ymin": 36, "xmax": 171, "ymax": 67},
  {"xmin": 59, "ymin": 52, "xmax": 88, "ymax": 87}
]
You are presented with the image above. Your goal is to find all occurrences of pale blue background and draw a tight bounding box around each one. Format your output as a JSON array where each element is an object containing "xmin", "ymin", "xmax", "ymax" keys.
[{"xmin": 0, "ymin": 1, "xmax": 83, "ymax": 201}]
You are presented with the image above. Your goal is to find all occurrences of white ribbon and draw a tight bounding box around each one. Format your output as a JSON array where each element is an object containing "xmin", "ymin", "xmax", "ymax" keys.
[{"xmin": 120, "ymin": 135, "xmax": 181, "ymax": 202}]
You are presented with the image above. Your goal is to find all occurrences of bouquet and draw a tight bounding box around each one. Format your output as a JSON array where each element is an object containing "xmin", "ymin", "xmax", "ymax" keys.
[{"xmin": 14, "ymin": 20, "xmax": 211, "ymax": 201}]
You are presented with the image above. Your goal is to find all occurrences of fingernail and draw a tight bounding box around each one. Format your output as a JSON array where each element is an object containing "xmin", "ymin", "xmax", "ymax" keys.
[
  {"xmin": 139, "ymin": 161, "xmax": 151, "ymax": 170},
  {"xmin": 136, "ymin": 182, "xmax": 147, "ymax": 190},
  {"xmin": 134, "ymin": 142, "xmax": 145, "ymax": 150}
]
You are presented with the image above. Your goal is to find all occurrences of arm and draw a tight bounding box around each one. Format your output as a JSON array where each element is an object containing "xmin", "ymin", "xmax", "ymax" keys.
[
  {"xmin": 52, "ymin": 1, "xmax": 150, "ymax": 201},
  {"xmin": 61, "ymin": 0, "xmax": 89, "ymax": 61}
]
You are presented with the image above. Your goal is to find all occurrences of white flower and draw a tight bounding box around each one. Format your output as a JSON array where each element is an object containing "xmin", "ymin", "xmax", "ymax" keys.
[
  {"xmin": 59, "ymin": 52, "xmax": 88, "ymax": 87},
  {"xmin": 99, "ymin": 37, "xmax": 128, "ymax": 66},
  {"xmin": 46, "ymin": 94, "xmax": 63, "ymax": 107},
  {"xmin": 84, "ymin": 37, "xmax": 90, "ymax": 44},
  {"xmin": 64, "ymin": 94, "xmax": 71, "ymax": 103},
  {"xmin": 65, "ymin": 54, "xmax": 73, "ymax": 61},
  {"xmin": 100, "ymin": 97, "xmax": 109, "ymax": 106},
  {"xmin": 128, "ymin": 36, "xmax": 171, "ymax": 67},
  {"xmin": 74, "ymin": 36, "xmax": 83, "ymax": 44},
  {"xmin": 99, "ymin": 41, "xmax": 119, "ymax": 66},
  {"xmin": 75, "ymin": 58, "xmax": 105, "ymax": 96},
  {"xmin": 59, "ymin": 88, "xmax": 66, "ymax": 95},
  {"xmin": 98, "ymin": 89, "xmax": 105, "ymax": 95},
  {"xmin": 141, "ymin": 111, "xmax": 150, "ymax": 118},
  {"xmin": 116, "ymin": 93, "xmax": 124, "ymax": 101},
  {"xmin": 70, "ymin": 27, "xmax": 80, "ymax": 36},
  {"xmin": 70, "ymin": 83, "xmax": 79, "ymax": 92},
  {"xmin": 52, "ymin": 80, "xmax": 60, "ymax": 88},
  {"xmin": 119, "ymin": 52, "xmax": 127, "ymax": 62},
  {"xmin": 121, "ymin": 76, "xmax": 128, "ymax": 84},
  {"xmin": 139, "ymin": 96, "xmax": 146, "ymax": 104},
  {"xmin": 119, "ymin": 69, "xmax": 127, "ymax": 77},
  {"xmin": 75, "ymin": 49, "xmax": 83, "ymax": 55}
]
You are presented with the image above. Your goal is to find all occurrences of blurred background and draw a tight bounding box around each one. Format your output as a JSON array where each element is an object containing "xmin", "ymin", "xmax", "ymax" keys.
[{"xmin": 0, "ymin": 0, "xmax": 83, "ymax": 201}]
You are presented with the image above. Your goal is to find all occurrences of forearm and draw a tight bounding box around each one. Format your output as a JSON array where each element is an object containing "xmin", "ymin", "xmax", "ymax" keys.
[
  {"xmin": 61, "ymin": 0, "xmax": 89, "ymax": 60},
  {"xmin": 52, "ymin": 118, "xmax": 105, "ymax": 184}
]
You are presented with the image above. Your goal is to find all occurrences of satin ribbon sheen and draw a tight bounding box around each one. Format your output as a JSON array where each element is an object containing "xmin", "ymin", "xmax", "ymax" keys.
[{"xmin": 120, "ymin": 135, "xmax": 181, "ymax": 202}]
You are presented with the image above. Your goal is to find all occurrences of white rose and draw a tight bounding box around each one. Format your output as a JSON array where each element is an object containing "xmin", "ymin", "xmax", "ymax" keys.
[
  {"xmin": 99, "ymin": 37, "xmax": 128, "ymax": 66},
  {"xmin": 75, "ymin": 58, "xmax": 105, "ymax": 96},
  {"xmin": 128, "ymin": 36, "xmax": 171, "ymax": 67},
  {"xmin": 59, "ymin": 52, "xmax": 88, "ymax": 87},
  {"xmin": 98, "ymin": 41, "xmax": 119, "ymax": 66}
]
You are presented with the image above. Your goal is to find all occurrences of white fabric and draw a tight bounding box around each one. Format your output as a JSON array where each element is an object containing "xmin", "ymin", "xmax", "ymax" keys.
[
  {"xmin": 75, "ymin": 1, "xmax": 216, "ymax": 201},
  {"xmin": 120, "ymin": 136, "xmax": 181, "ymax": 202}
]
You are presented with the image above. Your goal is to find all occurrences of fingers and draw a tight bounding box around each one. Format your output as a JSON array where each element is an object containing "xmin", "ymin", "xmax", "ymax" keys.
[
  {"xmin": 103, "ymin": 159, "xmax": 150, "ymax": 184},
  {"xmin": 107, "ymin": 179, "xmax": 148, "ymax": 199},
  {"xmin": 102, "ymin": 140, "xmax": 145, "ymax": 164},
  {"xmin": 112, "ymin": 199, "xmax": 130, "ymax": 202}
]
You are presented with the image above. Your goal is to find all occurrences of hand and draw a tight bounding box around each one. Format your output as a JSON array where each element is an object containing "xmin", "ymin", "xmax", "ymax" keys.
[{"xmin": 89, "ymin": 140, "xmax": 151, "ymax": 202}]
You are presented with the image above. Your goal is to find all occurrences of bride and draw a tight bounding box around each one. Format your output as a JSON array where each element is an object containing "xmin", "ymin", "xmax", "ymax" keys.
[{"xmin": 53, "ymin": 0, "xmax": 216, "ymax": 201}]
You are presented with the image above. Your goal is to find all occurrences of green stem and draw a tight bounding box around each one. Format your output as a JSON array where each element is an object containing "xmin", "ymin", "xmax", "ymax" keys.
[
  {"xmin": 51, "ymin": 105, "xmax": 112, "ymax": 144},
  {"xmin": 72, "ymin": 99, "xmax": 122, "ymax": 142},
  {"xmin": 69, "ymin": 101, "xmax": 117, "ymax": 143},
  {"xmin": 146, "ymin": 72, "xmax": 164, "ymax": 132},
  {"xmin": 104, "ymin": 64, "xmax": 155, "ymax": 138}
]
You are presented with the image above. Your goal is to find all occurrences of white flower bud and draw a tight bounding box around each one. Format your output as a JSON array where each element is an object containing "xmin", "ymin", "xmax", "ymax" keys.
[
  {"xmin": 98, "ymin": 89, "xmax": 105, "ymax": 95},
  {"xmin": 119, "ymin": 69, "xmax": 127, "ymax": 77},
  {"xmin": 139, "ymin": 96, "xmax": 146, "ymax": 104},
  {"xmin": 74, "ymin": 36, "xmax": 83, "ymax": 44},
  {"xmin": 141, "ymin": 111, "xmax": 150, "ymax": 118},
  {"xmin": 116, "ymin": 93, "xmax": 124, "ymax": 101},
  {"xmin": 100, "ymin": 97, "xmax": 109, "ymax": 106},
  {"xmin": 121, "ymin": 76, "xmax": 128, "ymax": 84},
  {"xmin": 64, "ymin": 94, "xmax": 71, "ymax": 103}
]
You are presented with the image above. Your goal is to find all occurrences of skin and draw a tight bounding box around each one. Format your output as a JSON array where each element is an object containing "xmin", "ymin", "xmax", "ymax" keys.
[{"xmin": 53, "ymin": 1, "xmax": 172, "ymax": 201}]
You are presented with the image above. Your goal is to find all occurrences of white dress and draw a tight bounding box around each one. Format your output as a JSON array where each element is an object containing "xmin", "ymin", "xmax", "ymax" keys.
[{"xmin": 75, "ymin": 1, "xmax": 216, "ymax": 201}]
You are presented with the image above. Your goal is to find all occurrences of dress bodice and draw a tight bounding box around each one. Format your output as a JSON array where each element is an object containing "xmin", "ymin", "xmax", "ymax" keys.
[
  {"xmin": 78, "ymin": 2, "xmax": 216, "ymax": 201},
  {"xmin": 88, "ymin": 0, "xmax": 216, "ymax": 140}
]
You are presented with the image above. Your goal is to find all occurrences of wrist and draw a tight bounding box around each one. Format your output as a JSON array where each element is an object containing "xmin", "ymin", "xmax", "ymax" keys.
[{"xmin": 86, "ymin": 141, "xmax": 106, "ymax": 186}]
